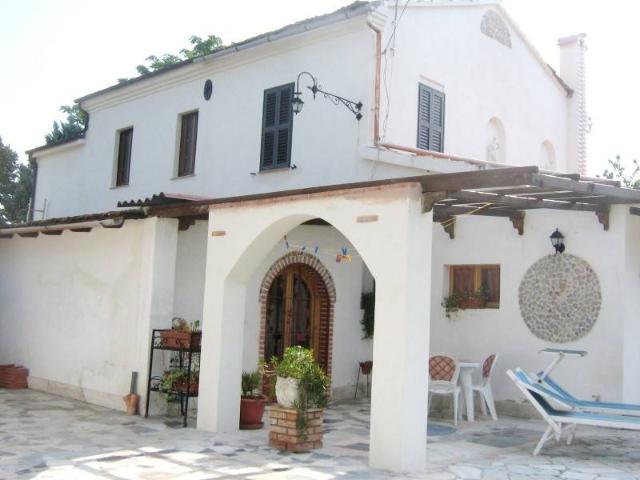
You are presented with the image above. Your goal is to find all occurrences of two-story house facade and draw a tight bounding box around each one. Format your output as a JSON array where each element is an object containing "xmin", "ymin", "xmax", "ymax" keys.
[{"xmin": 3, "ymin": 0, "xmax": 639, "ymax": 473}]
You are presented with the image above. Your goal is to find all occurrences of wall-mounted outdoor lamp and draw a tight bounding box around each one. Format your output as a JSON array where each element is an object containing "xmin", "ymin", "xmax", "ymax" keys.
[
  {"xmin": 293, "ymin": 71, "xmax": 363, "ymax": 121},
  {"xmin": 550, "ymin": 228, "xmax": 565, "ymax": 254}
]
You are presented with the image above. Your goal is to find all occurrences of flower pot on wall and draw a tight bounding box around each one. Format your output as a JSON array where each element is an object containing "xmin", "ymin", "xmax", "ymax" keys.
[
  {"xmin": 240, "ymin": 396, "xmax": 267, "ymax": 429},
  {"xmin": 459, "ymin": 297, "xmax": 486, "ymax": 309},
  {"xmin": 275, "ymin": 376, "xmax": 299, "ymax": 408}
]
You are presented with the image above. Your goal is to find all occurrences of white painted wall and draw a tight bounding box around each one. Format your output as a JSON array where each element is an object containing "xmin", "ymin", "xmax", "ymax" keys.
[
  {"xmin": 429, "ymin": 206, "xmax": 639, "ymax": 406},
  {"xmin": 241, "ymin": 224, "xmax": 373, "ymax": 398},
  {"xmin": 0, "ymin": 220, "xmax": 150, "ymax": 409},
  {"xmin": 381, "ymin": 4, "xmax": 569, "ymax": 170},
  {"xmin": 32, "ymin": 3, "xmax": 573, "ymax": 220},
  {"xmin": 173, "ymin": 220, "xmax": 208, "ymax": 323}
]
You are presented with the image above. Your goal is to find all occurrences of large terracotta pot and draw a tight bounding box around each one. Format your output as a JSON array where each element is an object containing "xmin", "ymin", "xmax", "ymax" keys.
[
  {"xmin": 275, "ymin": 376, "xmax": 300, "ymax": 408},
  {"xmin": 240, "ymin": 396, "xmax": 267, "ymax": 429}
]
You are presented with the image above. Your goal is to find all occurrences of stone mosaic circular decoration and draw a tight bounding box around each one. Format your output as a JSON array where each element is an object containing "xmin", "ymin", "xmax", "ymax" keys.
[{"xmin": 518, "ymin": 254, "xmax": 601, "ymax": 343}]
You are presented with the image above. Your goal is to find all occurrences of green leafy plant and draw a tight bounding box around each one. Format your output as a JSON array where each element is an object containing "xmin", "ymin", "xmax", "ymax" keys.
[
  {"xmin": 241, "ymin": 370, "xmax": 262, "ymax": 398},
  {"xmin": 272, "ymin": 346, "xmax": 329, "ymax": 439},
  {"xmin": 159, "ymin": 369, "xmax": 188, "ymax": 401},
  {"xmin": 360, "ymin": 290, "xmax": 375, "ymax": 339},
  {"xmin": 442, "ymin": 291, "xmax": 464, "ymax": 319},
  {"xmin": 442, "ymin": 287, "xmax": 489, "ymax": 319},
  {"xmin": 601, "ymin": 155, "xmax": 640, "ymax": 189}
]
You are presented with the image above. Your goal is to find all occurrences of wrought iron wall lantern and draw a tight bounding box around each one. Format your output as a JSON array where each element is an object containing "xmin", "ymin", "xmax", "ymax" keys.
[
  {"xmin": 292, "ymin": 71, "xmax": 363, "ymax": 121},
  {"xmin": 550, "ymin": 228, "xmax": 565, "ymax": 254}
]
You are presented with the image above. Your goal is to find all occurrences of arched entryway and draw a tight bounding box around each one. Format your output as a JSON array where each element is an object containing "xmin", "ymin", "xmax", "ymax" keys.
[{"xmin": 259, "ymin": 252, "xmax": 336, "ymax": 377}]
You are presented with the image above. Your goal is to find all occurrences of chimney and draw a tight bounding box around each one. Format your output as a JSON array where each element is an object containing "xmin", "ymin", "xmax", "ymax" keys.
[{"xmin": 558, "ymin": 34, "xmax": 588, "ymax": 175}]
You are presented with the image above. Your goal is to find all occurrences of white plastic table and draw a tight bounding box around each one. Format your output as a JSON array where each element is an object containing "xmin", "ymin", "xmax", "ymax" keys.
[{"xmin": 459, "ymin": 361, "xmax": 480, "ymax": 422}]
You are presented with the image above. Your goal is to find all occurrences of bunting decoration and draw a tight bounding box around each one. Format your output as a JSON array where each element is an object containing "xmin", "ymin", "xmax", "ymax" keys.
[{"xmin": 282, "ymin": 236, "xmax": 359, "ymax": 262}]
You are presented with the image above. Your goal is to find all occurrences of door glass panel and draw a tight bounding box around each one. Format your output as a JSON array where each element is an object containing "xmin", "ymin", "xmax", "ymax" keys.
[
  {"xmin": 291, "ymin": 273, "xmax": 311, "ymax": 349},
  {"xmin": 265, "ymin": 275, "xmax": 285, "ymax": 360}
]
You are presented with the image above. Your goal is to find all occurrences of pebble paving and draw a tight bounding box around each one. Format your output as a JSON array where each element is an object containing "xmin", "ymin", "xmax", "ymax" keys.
[{"xmin": 1, "ymin": 389, "xmax": 639, "ymax": 479}]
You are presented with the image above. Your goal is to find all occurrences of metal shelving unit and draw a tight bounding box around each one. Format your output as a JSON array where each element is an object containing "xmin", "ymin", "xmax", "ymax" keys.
[{"xmin": 145, "ymin": 329, "xmax": 201, "ymax": 427}]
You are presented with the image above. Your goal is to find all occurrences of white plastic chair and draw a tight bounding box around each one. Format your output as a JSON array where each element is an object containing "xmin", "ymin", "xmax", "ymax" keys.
[
  {"xmin": 472, "ymin": 353, "xmax": 499, "ymax": 420},
  {"xmin": 428, "ymin": 354, "xmax": 462, "ymax": 425}
]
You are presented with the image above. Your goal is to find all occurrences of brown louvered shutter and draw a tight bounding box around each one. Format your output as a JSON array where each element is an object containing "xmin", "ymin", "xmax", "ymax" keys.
[
  {"xmin": 178, "ymin": 111, "xmax": 198, "ymax": 177},
  {"xmin": 417, "ymin": 83, "xmax": 445, "ymax": 152},
  {"xmin": 116, "ymin": 127, "xmax": 133, "ymax": 186},
  {"xmin": 260, "ymin": 83, "xmax": 294, "ymax": 170},
  {"xmin": 451, "ymin": 266, "xmax": 475, "ymax": 296}
]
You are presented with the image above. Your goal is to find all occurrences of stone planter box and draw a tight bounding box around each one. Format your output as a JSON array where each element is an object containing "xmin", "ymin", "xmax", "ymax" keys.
[{"xmin": 267, "ymin": 405, "xmax": 324, "ymax": 452}]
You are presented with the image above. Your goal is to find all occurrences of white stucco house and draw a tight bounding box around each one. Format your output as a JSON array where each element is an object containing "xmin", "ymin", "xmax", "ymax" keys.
[{"xmin": 2, "ymin": 0, "xmax": 640, "ymax": 473}]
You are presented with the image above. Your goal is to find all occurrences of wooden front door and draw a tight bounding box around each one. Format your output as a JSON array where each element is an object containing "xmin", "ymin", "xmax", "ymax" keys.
[{"xmin": 265, "ymin": 264, "xmax": 323, "ymax": 367}]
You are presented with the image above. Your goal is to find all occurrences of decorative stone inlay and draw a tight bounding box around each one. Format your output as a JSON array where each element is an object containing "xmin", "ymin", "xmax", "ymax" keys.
[
  {"xmin": 480, "ymin": 10, "xmax": 512, "ymax": 48},
  {"xmin": 519, "ymin": 254, "xmax": 601, "ymax": 343}
]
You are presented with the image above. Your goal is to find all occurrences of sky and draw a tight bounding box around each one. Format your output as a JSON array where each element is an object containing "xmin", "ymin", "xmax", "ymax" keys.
[{"xmin": 0, "ymin": 0, "xmax": 639, "ymax": 176}]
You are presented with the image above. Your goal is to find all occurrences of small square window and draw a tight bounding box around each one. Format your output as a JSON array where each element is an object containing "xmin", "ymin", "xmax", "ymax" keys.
[{"xmin": 449, "ymin": 264, "xmax": 500, "ymax": 309}]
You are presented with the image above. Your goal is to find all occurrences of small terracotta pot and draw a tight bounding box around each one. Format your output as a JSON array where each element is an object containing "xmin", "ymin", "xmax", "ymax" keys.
[
  {"xmin": 123, "ymin": 393, "xmax": 139, "ymax": 415},
  {"xmin": 359, "ymin": 361, "xmax": 373, "ymax": 375},
  {"xmin": 240, "ymin": 396, "xmax": 267, "ymax": 429},
  {"xmin": 174, "ymin": 380, "xmax": 199, "ymax": 395}
]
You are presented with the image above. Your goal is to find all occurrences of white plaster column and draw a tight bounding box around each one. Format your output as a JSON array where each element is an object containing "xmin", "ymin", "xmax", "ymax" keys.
[
  {"xmin": 368, "ymin": 203, "xmax": 432, "ymax": 473},
  {"xmin": 136, "ymin": 217, "xmax": 179, "ymax": 412}
]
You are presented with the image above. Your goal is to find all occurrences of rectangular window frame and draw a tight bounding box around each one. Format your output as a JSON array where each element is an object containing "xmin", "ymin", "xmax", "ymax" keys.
[
  {"xmin": 417, "ymin": 83, "xmax": 445, "ymax": 153},
  {"xmin": 448, "ymin": 264, "xmax": 500, "ymax": 309},
  {"xmin": 176, "ymin": 110, "xmax": 199, "ymax": 178},
  {"xmin": 113, "ymin": 127, "xmax": 133, "ymax": 187},
  {"xmin": 259, "ymin": 83, "xmax": 294, "ymax": 171}
]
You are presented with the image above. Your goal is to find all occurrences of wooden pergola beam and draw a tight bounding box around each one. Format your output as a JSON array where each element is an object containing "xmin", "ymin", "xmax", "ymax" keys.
[
  {"xmin": 421, "ymin": 166, "xmax": 538, "ymax": 193},
  {"xmin": 448, "ymin": 190, "xmax": 603, "ymax": 212},
  {"xmin": 531, "ymin": 174, "xmax": 640, "ymax": 203},
  {"xmin": 433, "ymin": 204, "xmax": 519, "ymax": 221}
]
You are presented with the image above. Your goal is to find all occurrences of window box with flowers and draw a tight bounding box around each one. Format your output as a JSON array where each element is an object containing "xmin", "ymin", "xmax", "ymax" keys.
[{"xmin": 442, "ymin": 265, "xmax": 500, "ymax": 318}]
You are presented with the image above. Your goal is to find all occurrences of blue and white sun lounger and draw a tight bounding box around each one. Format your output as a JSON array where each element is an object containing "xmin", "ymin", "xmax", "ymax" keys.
[
  {"xmin": 507, "ymin": 368, "xmax": 640, "ymax": 455},
  {"xmin": 536, "ymin": 372, "xmax": 640, "ymax": 416}
]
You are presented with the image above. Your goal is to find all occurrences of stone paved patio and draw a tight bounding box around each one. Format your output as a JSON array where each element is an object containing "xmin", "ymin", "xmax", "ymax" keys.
[{"xmin": 1, "ymin": 389, "xmax": 640, "ymax": 479}]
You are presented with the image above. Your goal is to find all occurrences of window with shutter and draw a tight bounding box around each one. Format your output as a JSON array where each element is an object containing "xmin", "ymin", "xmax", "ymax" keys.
[
  {"xmin": 115, "ymin": 127, "xmax": 133, "ymax": 187},
  {"xmin": 417, "ymin": 83, "xmax": 445, "ymax": 152},
  {"xmin": 178, "ymin": 111, "xmax": 198, "ymax": 177},
  {"xmin": 449, "ymin": 264, "xmax": 500, "ymax": 309},
  {"xmin": 260, "ymin": 83, "xmax": 294, "ymax": 170}
]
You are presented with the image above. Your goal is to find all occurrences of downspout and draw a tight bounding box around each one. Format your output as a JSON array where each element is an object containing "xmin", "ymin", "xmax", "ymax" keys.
[
  {"xmin": 367, "ymin": 20, "xmax": 382, "ymax": 146},
  {"xmin": 27, "ymin": 155, "xmax": 38, "ymax": 222}
]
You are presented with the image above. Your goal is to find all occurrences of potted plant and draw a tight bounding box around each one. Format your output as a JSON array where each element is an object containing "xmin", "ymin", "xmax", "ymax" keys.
[
  {"xmin": 269, "ymin": 346, "xmax": 329, "ymax": 449},
  {"xmin": 240, "ymin": 369, "xmax": 267, "ymax": 429},
  {"xmin": 160, "ymin": 318, "xmax": 202, "ymax": 350},
  {"xmin": 360, "ymin": 290, "xmax": 375, "ymax": 339},
  {"xmin": 460, "ymin": 286, "xmax": 489, "ymax": 309}
]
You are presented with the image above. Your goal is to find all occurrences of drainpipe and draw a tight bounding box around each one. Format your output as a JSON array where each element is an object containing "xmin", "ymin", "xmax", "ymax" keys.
[{"xmin": 367, "ymin": 20, "xmax": 382, "ymax": 145}]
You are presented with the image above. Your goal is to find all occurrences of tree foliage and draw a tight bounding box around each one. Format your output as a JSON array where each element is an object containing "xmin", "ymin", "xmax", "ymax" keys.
[
  {"xmin": 45, "ymin": 104, "xmax": 88, "ymax": 145},
  {"xmin": 131, "ymin": 35, "xmax": 224, "ymax": 77},
  {"xmin": 0, "ymin": 137, "xmax": 33, "ymax": 225},
  {"xmin": 45, "ymin": 35, "xmax": 224, "ymax": 145},
  {"xmin": 601, "ymin": 155, "xmax": 640, "ymax": 189}
]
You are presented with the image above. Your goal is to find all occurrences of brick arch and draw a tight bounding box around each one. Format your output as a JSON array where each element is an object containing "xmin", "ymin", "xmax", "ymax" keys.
[{"xmin": 258, "ymin": 252, "xmax": 336, "ymax": 377}]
